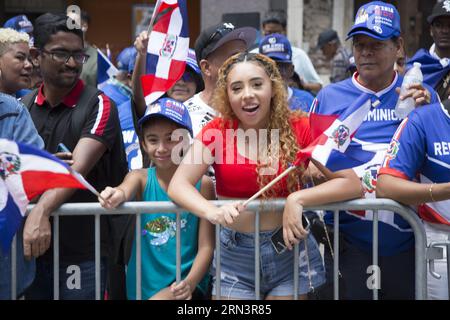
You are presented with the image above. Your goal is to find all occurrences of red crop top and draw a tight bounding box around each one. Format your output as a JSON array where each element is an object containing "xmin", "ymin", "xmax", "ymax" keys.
[{"xmin": 196, "ymin": 116, "xmax": 312, "ymax": 198}]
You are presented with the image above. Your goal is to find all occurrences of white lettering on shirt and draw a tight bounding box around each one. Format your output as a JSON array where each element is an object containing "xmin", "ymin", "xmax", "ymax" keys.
[{"xmin": 434, "ymin": 142, "xmax": 450, "ymax": 156}]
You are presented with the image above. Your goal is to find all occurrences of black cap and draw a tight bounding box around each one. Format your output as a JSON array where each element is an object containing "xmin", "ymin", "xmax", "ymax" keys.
[
  {"xmin": 428, "ymin": 1, "xmax": 450, "ymax": 24},
  {"xmin": 317, "ymin": 29, "xmax": 339, "ymax": 49},
  {"xmin": 194, "ymin": 22, "xmax": 257, "ymax": 65}
]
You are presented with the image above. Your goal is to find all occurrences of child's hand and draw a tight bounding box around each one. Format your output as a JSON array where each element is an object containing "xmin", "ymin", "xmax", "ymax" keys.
[
  {"xmin": 98, "ymin": 187, "xmax": 126, "ymax": 209},
  {"xmin": 134, "ymin": 31, "xmax": 149, "ymax": 56},
  {"xmin": 170, "ymin": 280, "xmax": 192, "ymax": 300}
]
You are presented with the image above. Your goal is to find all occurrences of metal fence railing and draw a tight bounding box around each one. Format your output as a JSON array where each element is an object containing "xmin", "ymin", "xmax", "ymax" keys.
[{"xmin": 8, "ymin": 199, "xmax": 432, "ymax": 300}]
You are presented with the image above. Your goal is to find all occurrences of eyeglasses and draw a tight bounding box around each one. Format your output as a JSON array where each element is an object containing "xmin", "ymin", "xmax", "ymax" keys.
[{"xmin": 41, "ymin": 49, "xmax": 90, "ymax": 64}]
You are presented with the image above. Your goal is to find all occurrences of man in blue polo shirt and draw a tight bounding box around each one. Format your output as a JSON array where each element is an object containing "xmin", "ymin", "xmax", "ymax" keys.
[{"xmin": 312, "ymin": 1, "xmax": 438, "ymax": 299}]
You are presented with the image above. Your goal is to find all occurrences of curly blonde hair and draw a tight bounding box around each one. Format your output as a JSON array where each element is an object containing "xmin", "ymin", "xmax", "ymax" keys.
[
  {"xmin": 0, "ymin": 28, "xmax": 29, "ymax": 56},
  {"xmin": 211, "ymin": 52, "xmax": 308, "ymax": 197}
]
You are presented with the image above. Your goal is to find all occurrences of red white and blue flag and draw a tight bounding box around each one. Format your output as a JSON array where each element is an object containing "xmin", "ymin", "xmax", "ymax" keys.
[
  {"xmin": 244, "ymin": 94, "xmax": 377, "ymax": 205},
  {"xmin": 0, "ymin": 139, "xmax": 93, "ymax": 252},
  {"xmin": 297, "ymin": 93, "xmax": 375, "ymax": 169},
  {"xmin": 141, "ymin": 0, "xmax": 189, "ymax": 106},
  {"xmin": 97, "ymin": 48, "xmax": 119, "ymax": 90}
]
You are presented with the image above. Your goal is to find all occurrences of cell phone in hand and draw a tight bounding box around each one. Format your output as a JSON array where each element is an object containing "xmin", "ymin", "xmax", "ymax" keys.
[
  {"xmin": 57, "ymin": 143, "xmax": 71, "ymax": 153},
  {"xmin": 270, "ymin": 215, "xmax": 310, "ymax": 255}
]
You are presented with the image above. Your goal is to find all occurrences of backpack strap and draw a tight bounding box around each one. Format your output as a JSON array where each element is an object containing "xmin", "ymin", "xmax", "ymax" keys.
[
  {"xmin": 20, "ymin": 88, "xmax": 39, "ymax": 111},
  {"xmin": 70, "ymin": 85, "xmax": 103, "ymax": 136}
]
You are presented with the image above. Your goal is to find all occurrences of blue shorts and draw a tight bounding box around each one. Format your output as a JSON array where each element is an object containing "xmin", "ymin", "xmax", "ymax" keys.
[{"xmin": 211, "ymin": 227, "xmax": 325, "ymax": 299}]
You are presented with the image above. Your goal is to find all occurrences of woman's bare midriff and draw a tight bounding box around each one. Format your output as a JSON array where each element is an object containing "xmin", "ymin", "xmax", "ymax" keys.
[{"xmin": 218, "ymin": 196, "xmax": 282, "ymax": 233}]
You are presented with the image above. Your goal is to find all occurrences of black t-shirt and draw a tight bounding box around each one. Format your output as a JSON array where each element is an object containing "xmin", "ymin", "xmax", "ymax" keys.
[{"xmin": 27, "ymin": 80, "xmax": 128, "ymax": 263}]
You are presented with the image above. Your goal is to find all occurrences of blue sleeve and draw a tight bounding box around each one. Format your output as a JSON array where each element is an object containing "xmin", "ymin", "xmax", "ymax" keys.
[
  {"xmin": 380, "ymin": 113, "xmax": 426, "ymax": 180},
  {"xmin": 13, "ymin": 105, "xmax": 44, "ymax": 149},
  {"xmin": 289, "ymin": 90, "xmax": 315, "ymax": 113}
]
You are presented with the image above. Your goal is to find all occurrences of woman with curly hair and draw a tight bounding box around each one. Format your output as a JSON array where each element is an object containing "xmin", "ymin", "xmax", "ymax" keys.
[{"xmin": 168, "ymin": 52, "xmax": 362, "ymax": 300}]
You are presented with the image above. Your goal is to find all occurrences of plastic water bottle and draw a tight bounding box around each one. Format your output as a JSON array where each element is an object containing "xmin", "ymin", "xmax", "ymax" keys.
[{"xmin": 395, "ymin": 62, "xmax": 423, "ymax": 119}]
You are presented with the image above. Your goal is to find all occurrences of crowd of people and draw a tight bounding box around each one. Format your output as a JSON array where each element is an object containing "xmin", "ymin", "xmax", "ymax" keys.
[{"xmin": 0, "ymin": 0, "xmax": 449, "ymax": 301}]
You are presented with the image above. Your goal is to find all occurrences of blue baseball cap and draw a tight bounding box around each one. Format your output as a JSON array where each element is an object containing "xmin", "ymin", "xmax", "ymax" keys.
[
  {"xmin": 4, "ymin": 15, "xmax": 33, "ymax": 34},
  {"xmin": 138, "ymin": 98, "xmax": 193, "ymax": 136},
  {"xmin": 259, "ymin": 33, "xmax": 292, "ymax": 63},
  {"xmin": 186, "ymin": 48, "xmax": 200, "ymax": 74},
  {"xmin": 116, "ymin": 46, "xmax": 137, "ymax": 73},
  {"xmin": 346, "ymin": 1, "xmax": 401, "ymax": 41}
]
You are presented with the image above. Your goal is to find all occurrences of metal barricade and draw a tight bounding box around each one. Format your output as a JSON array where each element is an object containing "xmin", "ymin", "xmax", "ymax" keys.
[{"xmin": 8, "ymin": 199, "xmax": 431, "ymax": 300}]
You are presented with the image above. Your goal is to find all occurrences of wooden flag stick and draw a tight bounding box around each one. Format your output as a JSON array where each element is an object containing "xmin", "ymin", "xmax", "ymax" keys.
[
  {"xmin": 68, "ymin": 167, "xmax": 107, "ymax": 202},
  {"xmin": 242, "ymin": 165, "xmax": 297, "ymax": 207}
]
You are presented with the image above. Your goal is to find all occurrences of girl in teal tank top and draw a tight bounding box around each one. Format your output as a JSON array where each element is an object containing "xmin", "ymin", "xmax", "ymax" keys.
[
  {"xmin": 126, "ymin": 167, "xmax": 209, "ymax": 299},
  {"xmin": 99, "ymin": 98, "xmax": 215, "ymax": 300}
]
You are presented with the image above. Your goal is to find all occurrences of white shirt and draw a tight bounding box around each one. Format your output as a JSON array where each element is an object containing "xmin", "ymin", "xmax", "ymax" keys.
[
  {"xmin": 430, "ymin": 43, "xmax": 450, "ymax": 68},
  {"xmin": 184, "ymin": 93, "xmax": 218, "ymax": 137}
]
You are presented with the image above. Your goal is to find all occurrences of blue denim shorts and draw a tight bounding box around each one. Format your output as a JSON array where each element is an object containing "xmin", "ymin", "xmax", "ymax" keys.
[{"xmin": 211, "ymin": 227, "xmax": 325, "ymax": 299}]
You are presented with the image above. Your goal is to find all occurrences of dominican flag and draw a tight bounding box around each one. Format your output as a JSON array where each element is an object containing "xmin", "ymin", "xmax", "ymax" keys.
[
  {"xmin": 408, "ymin": 48, "xmax": 450, "ymax": 89},
  {"xmin": 97, "ymin": 48, "xmax": 119, "ymax": 90},
  {"xmin": 298, "ymin": 93, "xmax": 376, "ymax": 170},
  {"xmin": 0, "ymin": 139, "xmax": 93, "ymax": 252},
  {"xmin": 141, "ymin": 0, "xmax": 189, "ymax": 106}
]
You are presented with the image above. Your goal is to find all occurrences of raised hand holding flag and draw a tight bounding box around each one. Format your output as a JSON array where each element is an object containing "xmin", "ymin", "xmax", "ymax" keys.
[{"xmin": 141, "ymin": 0, "xmax": 189, "ymax": 106}]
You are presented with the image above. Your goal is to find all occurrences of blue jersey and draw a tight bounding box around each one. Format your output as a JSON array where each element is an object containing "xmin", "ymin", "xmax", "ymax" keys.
[
  {"xmin": 288, "ymin": 87, "xmax": 314, "ymax": 112},
  {"xmin": 117, "ymin": 100, "xmax": 142, "ymax": 170},
  {"xmin": 380, "ymin": 103, "xmax": 450, "ymax": 226},
  {"xmin": 101, "ymin": 79, "xmax": 132, "ymax": 107},
  {"xmin": 312, "ymin": 72, "xmax": 439, "ymax": 255}
]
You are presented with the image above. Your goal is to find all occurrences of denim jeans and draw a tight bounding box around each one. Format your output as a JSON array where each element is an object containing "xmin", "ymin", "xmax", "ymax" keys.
[
  {"xmin": 25, "ymin": 257, "xmax": 107, "ymax": 300},
  {"xmin": 211, "ymin": 227, "xmax": 325, "ymax": 299},
  {"xmin": 0, "ymin": 226, "xmax": 35, "ymax": 299}
]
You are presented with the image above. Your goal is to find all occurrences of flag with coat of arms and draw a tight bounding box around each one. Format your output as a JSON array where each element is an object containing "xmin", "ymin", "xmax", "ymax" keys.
[
  {"xmin": 141, "ymin": 0, "xmax": 189, "ymax": 106},
  {"xmin": 0, "ymin": 139, "xmax": 95, "ymax": 252},
  {"xmin": 298, "ymin": 93, "xmax": 376, "ymax": 170},
  {"xmin": 244, "ymin": 94, "xmax": 378, "ymax": 204}
]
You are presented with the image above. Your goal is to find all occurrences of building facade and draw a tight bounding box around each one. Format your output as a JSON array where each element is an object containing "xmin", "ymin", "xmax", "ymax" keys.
[{"xmin": 0, "ymin": 0, "xmax": 439, "ymax": 77}]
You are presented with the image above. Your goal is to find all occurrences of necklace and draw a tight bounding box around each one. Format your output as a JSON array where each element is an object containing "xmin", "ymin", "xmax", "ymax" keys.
[{"xmin": 443, "ymin": 73, "xmax": 450, "ymax": 89}]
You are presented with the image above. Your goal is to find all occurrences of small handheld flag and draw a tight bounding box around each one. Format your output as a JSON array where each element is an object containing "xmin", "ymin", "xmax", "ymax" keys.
[
  {"xmin": 140, "ymin": 0, "xmax": 190, "ymax": 106},
  {"xmin": 243, "ymin": 94, "xmax": 375, "ymax": 205},
  {"xmin": 0, "ymin": 139, "xmax": 100, "ymax": 252},
  {"xmin": 97, "ymin": 48, "xmax": 119, "ymax": 90}
]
